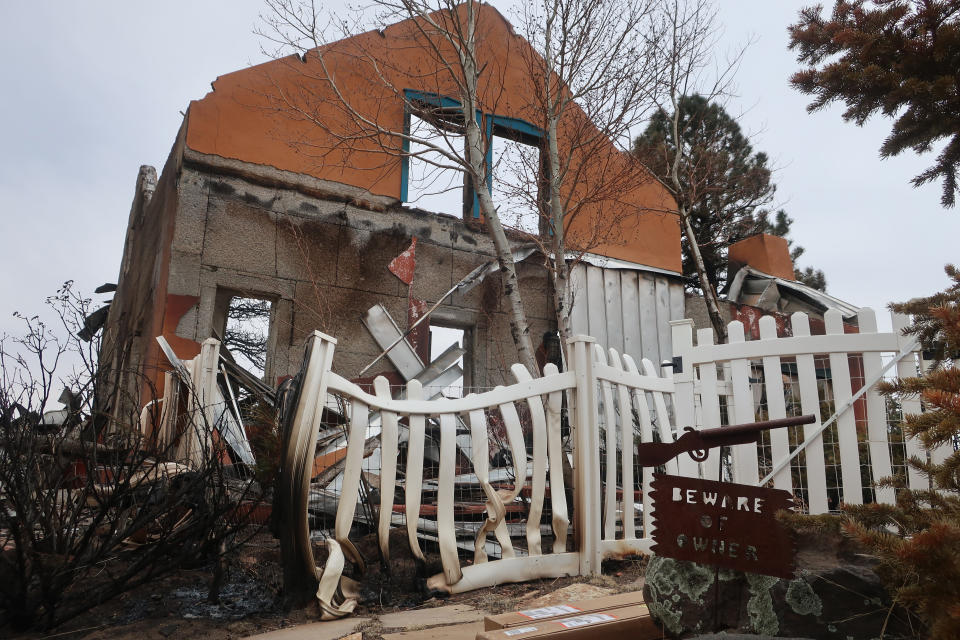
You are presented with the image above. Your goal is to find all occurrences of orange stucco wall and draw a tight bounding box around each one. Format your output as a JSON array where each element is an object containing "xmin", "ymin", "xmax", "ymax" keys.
[
  {"xmin": 728, "ymin": 233, "xmax": 795, "ymax": 280},
  {"xmin": 185, "ymin": 5, "xmax": 681, "ymax": 272}
]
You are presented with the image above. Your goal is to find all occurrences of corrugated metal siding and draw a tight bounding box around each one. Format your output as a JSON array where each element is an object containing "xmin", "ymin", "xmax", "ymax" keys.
[{"xmin": 569, "ymin": 263, "xmax": 685, "ymax": 368}]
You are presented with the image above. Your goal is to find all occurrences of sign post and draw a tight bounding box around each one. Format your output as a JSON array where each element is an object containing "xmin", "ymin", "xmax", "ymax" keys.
[{"xmin": 638, "ymin": 415, "xmax": 814, "ymax": 630}]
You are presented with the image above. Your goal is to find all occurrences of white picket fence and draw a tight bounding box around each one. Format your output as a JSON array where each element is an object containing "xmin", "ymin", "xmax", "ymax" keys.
[
  {"xmin": 670, "ymin": 309, "xmax": 945, "ymax": 514},
  {"xmin": 278, "ymin": 308, "xmax": 947, "ymax": 617},
  {"xmin": 284, "ymin": 332, "xmax": 582, "ymax": 618}
]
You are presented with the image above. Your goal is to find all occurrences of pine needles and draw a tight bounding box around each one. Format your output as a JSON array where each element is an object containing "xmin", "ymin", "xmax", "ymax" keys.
[{"xmin": 845, "ymin": 264, "xmax": 960, "ymax": 640}]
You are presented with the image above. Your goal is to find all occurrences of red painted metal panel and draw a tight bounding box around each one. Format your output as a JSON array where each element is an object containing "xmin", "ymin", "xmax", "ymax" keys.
[{"xmin": 389, "ymin": 237, "xmax": 417, "ymax": 285}]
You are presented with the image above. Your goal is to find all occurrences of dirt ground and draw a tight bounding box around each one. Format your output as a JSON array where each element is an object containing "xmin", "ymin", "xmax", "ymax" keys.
[{"xmin": 4, "ymin": 530, "xmax": 647, "ymax": 640}]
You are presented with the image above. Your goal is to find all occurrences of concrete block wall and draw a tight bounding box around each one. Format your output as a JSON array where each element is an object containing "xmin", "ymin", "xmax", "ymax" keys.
[{"xmin": 167, "ymin": 162, "xmax": 556, "ymax": 388}]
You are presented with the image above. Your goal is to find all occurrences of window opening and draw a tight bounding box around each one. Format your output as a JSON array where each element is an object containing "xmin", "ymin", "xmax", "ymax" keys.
[
  {"xmin": 223, "ymin": 296, "xmax": 272, "ymax": 381},
  {"xmin": 404, "ymin": 97, "xmax": 468, "ymax": 217},
  {"xmin": 429, "ymin": 325, "xmax": 465, "ymax": 398},
  {"xmin": 491, "ymin": 133, "xmax": 541, "ymax": 234},
  {"xmin": 401, "ymin": 91, "xmax": 545, "ymax": 225}
]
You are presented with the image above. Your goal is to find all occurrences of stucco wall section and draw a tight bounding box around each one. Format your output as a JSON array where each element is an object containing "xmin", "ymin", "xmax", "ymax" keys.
[
  {"xmin": 167, "ymin": 160, "xmax": 555, "ymax": 388},
  {"xmin": 102, "ymin": 127, "xmax": 192, "ymax": 407},
  {"xmin": 183, "ymin": 5, "xmax": 681, "ymax": 272}
]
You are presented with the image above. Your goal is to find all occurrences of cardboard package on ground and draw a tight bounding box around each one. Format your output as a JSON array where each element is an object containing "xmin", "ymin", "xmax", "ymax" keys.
[
  {"xmin": 475, "ymin": 603, "xmax": 662, "ymax": 640},
  {"xmin": 483, "ymin": 591, "xmax": 644, "ymax": 631}
]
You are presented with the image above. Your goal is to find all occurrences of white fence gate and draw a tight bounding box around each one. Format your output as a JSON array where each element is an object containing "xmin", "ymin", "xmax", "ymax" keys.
[{"xmin": 277, "ymin": 308, "xmax": 947, "ymax": 617}]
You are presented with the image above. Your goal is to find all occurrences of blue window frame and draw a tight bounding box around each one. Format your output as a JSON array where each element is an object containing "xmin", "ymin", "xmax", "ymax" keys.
[{"xmin": 401, "ymin": 90, "xmax": 544, "ymax": 220}]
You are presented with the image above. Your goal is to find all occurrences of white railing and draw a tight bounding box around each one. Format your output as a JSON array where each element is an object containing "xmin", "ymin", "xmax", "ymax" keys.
[{"xmin": 278, "ymin": 308, "xmax": 946, "ymax": 617}]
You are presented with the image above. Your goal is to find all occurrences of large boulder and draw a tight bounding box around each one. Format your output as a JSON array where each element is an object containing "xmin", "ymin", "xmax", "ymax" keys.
[
  {"xmin": 643, "ymin": 531, "xmax": 915, "ymax": 639},
  {"xmin": 687, "ymin": 635, "xmax": 813, "ymax": 640}
]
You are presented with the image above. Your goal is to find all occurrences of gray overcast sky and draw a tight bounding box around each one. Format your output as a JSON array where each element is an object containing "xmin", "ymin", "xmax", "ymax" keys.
[{"xmin": 1, "ymin": 1, "xmax": 956, "ymax": 346}]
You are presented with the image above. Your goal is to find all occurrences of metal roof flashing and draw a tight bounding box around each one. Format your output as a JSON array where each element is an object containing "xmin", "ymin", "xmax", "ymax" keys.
[
  {"xmin": 570, "ymin": 252, "xmax": 684, "ymax": 278},
  {"xmin": 726, "ymin": 265, "xmax": 860, "ymax": 320}
]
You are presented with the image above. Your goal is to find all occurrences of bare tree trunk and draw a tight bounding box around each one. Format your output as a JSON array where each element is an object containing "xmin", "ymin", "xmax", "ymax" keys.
[
  {"xmin": 546, "ymin": 122, "xmax": 574, "ymax": 357},
  {"xmin": 679, "ymin": 206, "xmax": 727, "ymax": 341},
  {"xmin": 543, "ymin": 12, "xmax": 574, "ymax": 355},
  {"xmin": 458, "ymin": 3, "xmax": 540, "ymax": 376},
  {"xmin": 669, "ymin": 85, "xmax": 728, "ymax": 343},
  {"xmin": 475, "ymin": 184, "xmax": 540, "ymax": 376},
  {"xmin": 514, "ymin": 0, "xmax": 660, "ymax": 361}
]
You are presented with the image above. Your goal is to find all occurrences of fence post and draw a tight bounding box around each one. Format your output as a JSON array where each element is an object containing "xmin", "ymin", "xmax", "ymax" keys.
[
  {"xmin": 182, "ymin": 338, "xmax": 221, "ymax": 465},
  {"xmin": 193, "ymin": 337, "xmax": 221, "ymax": 424},
  {"xmin": 670, "ymin": 320, "xmax": 697, "ymax": 477},
  {"xmin": 892, "ymin": 311, "xmax": 932, "ymax": 486},
  {"xmin": 664, "ymin": 319, "xmax": 701, "ymax": 478},
  {"xmin": 279, "ymin": 330, "xmax": 338, "ymax": 604},
  {"xmin": 911, "ymin": 315, "xmax": 951, "ymax": 470},
  {"xmin": 567, "ymin": 334, "xmax": 601, "ymax": 576}
]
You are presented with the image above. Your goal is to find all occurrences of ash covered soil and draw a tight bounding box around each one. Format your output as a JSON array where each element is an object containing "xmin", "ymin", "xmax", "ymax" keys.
[{"xmin": 6, "ymin": 528, "xmax": 647, "ymax": 639}]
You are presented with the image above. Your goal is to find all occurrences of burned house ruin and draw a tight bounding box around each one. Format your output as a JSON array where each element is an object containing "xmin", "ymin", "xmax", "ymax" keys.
[
  {"xmin": 102, "ymin": 5, "xmax": 686, "ymax": 408},
  {"xmin": 84, "ymin": 10, "xmax": 933, "ymax": 634}
]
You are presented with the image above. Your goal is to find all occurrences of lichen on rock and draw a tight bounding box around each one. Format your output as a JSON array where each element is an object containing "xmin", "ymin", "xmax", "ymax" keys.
[
  {"xmin": 647, "ymin": 596, "xmax": 684, "ymax": 635},
  {"xmin": 642, "ymin": 517, "xmax": 914, "ymax": 638},
  {"xmin": 745, "ymin": 573, "xmax": 780, "ymax": 635},
  {"xmin": 645, "ymin": 557, "xmax": 692, "ymax": 634},
  {"xmin": 785, "ymin": 578, "xmax": 822, "ymax": 617},
  {"xmin": 648, "ymin": 554, "xmax": 716, "ymax": 602},
  {"xmin": 645, "ymin": 556, "xmax": 723, "ymax": 635}
]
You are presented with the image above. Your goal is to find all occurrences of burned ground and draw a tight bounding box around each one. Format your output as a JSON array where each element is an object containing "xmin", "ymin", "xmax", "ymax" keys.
[{"xmin": 8, "ymin": 530, "xmax": 647, "ymax": 640}]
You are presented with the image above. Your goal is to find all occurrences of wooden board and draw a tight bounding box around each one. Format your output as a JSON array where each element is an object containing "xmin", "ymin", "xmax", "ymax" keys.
[
  {"xmin": 586, "ymin": 266, "xmax": 608, "ymax": 349},
  {"xmin": 654, "ymin": 277, "xmax": 672, "ymax": 370},
  {"xmin": 637, "ymin": 274, "xmax": 659, "ymax": 367},
  {"xmin": 620, "ymin": 271, "xmax": 643, "ymax": 365},
  {"xmin": 824, "ymin": 310, "xmax": 863, "ymax": 505},
  {"xmin": 362, "ymin": 304, "xmax": 425, "ymax": 380},
  {"xmin": 604, "ymin": 269, "xmax": 624, "ymax": 354},
  {"xmin": 758, "ymin": 316, "xmax": 793, "ymax": 493},
  {"xmin": 791, "ymin": 313, "xmax": 829, "ymax": 514},
  {"xmin": 569, "ymin": 264, "xmax": 590, "ymax": 336}
]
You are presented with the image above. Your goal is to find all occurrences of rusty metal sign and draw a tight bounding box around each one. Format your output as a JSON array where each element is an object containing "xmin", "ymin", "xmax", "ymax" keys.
[{"xmin": 650, "ymin": 473, "xmax": 796, "ymax": 579}]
